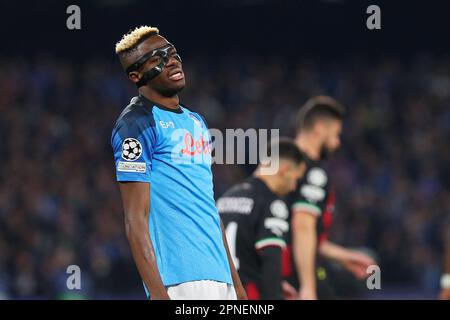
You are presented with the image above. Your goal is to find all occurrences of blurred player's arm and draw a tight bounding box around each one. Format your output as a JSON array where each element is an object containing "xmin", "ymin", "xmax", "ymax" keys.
[
  {"xmin": 291, "ymin": 210, "xmax": 318, "ymax": 300},
  {"xmin": 220, "ymin": 221, "xmax": 248, "ymax": 300},
  {"xmin": 440, "ymin": 222, "xmax": 450, "ymax": 300},
  {"xmin": 319, "ymin": 240, "xmax": 376, "ymax": 279},
  {"xmin": 119, "ymin": 182, "xmax": 170, "ymax": 300}
]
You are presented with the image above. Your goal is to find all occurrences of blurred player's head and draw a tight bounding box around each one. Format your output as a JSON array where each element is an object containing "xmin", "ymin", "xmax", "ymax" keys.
[
  {"xmin": 257, "ymin": 138, "xmax": 305, "ymax": 195},
  {"xmin": 296, "ymin": 96, "xmax": 344, "ymax": 159},
  {"xmin": 115, "ymin": 26, "xmax": 185, "ymax": 96}
]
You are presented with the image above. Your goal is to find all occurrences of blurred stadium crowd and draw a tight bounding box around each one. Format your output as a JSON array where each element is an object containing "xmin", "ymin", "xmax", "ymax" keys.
[{"xmin": 0, "ymin": 53, "xmax": 449, "ymax": 299}]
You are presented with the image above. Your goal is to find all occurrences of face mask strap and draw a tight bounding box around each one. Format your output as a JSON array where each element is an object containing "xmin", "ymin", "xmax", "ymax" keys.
[{"xmin": 135, "ymin": 58, "xmax": 166, "ymax": 87}]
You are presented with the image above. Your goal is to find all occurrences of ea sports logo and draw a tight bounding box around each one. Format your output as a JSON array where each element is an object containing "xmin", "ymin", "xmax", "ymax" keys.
[{"xmin": 122, "ymin": 138, "xmax": 142, "ymax": 161}]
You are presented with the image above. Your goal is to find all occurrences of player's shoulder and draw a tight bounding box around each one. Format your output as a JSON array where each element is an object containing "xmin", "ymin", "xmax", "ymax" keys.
[
  {"xmin": 112, "ymin": 96, "xmax": 156, "ymax": 139},
  {"xmin": 217, "ymin": 178, "xmax": 257, "ymax": 215},
  {"xmin": 290, "ymin": 159, "xmax": 329, "ymax": 213},
  {"xmin": 220, "ymin": 179, "xmax": 255, "ymax": 199},
  {"xmin": 303, "ymin": 161, "xmax": 330, "ymax": 188},
  {"xmin": 254, "ymin": 179, "xmax": 289, "ymax": 219}
]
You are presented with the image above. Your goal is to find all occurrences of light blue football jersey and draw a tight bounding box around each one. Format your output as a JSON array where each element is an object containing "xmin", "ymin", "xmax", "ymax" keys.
[{"xmin": 111, "ymin": 95, "xmax": 232, "ymax": 291}]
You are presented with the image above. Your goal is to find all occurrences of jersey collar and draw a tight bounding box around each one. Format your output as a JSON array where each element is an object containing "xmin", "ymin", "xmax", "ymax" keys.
[{"xmin": 139, "ymin": 94, "xmax": 183, "ymax": 114}]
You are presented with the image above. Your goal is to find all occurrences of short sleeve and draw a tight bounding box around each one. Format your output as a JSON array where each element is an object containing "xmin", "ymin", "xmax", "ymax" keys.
[
  {"xmin": 291, "ymin": 167, "xmax": 329, "ymax": 217},
  {"xmin": 111, "ymin": 109, "xmax": 157, "ymax": 183},
  {"xmin": 255, "ymin": 199, "xmax": 290, "ymax": 251}
]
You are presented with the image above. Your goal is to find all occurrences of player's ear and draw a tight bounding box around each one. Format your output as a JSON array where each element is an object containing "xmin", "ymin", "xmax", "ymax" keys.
[
  {"xmin": 314, "ymin": 121, "xmax": 327, "ymax": 137},
  {"xmin": 298, "ymin": 162, "xmax": 306, "ymax": 179},
  {"xmin": 128, "ymin": 71, "xmax": 141, "ymax": 83},
  {"xmin": 277, "ymin": 161, "xmax": 289, "ymax": 176},
  {"xmin": 313, "ymin": 121, "xmax": 322, "ymax": 133}
]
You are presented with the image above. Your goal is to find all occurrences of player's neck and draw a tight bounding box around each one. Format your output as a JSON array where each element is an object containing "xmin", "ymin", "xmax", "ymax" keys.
[
  {"xmin": 139, "ymin": 88, "xmax": 180, "ymax": 110},
  {"xmin": 296, "ymin": 133, "xmax": 321, "ymax": 161}
]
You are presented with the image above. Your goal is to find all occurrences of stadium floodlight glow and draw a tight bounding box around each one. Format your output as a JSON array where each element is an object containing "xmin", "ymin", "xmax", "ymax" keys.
[{"xmin": 125, "ymin": 43, "xmax": 182, "ymax": 87}]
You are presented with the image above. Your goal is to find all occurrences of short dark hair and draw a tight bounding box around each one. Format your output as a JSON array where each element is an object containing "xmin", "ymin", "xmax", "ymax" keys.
[
  {"xmin": 266, "ymin": 137, "xmax": 304, "ymax": 165},
  {"xmin": 296, "ymin": 96, "xmax": 345, "ymax": 132}
]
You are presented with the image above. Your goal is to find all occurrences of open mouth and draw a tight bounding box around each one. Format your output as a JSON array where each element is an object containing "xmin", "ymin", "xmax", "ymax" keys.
[{"xmin": 168, "ymin": 69, "xmax": 184, "ymax": 81}]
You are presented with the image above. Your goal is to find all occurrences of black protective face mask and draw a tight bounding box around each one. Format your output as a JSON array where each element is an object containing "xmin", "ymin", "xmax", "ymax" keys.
[{"xmin": 125, "ymin": 44, "xmax": 182, "ymax": 87}]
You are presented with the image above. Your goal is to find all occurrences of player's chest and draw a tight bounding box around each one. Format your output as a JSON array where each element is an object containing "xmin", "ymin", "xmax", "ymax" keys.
[{"xmin": 154, "ymin": 113, "xmax": 212, "ymax": 161}]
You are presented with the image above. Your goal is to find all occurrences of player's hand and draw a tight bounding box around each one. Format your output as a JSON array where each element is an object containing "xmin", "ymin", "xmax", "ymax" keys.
[
  {"xmin": 342, "ymin": 250, "xmax": 377, "ymax": 280},
  {"xmin": 282, "ymin": 281, "xmax": 297, "ymax": 300},
  {"xmin": 298, "ymin": 287, "xmax": 317, "ymax": 300},
  {"xmin": 439, "ymin": 288, "xmax": 450, "ymax": 300}
]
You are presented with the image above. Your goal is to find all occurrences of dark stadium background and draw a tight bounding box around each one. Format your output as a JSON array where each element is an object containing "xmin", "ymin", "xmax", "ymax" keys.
[{"xmin": 0, "ymin": 0, "xmax": 449, "ymax": 299}]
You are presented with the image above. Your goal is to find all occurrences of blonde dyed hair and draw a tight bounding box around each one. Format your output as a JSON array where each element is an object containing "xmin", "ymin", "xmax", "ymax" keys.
[{"xmin": 115, "ymin": 26, "xmax": 159, "ymax": 54}]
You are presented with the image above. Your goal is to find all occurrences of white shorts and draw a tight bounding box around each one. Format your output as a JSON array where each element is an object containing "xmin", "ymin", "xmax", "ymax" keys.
[{"xmin": 167, "ymin": 280, "xmax": 237, "ymax": 300}]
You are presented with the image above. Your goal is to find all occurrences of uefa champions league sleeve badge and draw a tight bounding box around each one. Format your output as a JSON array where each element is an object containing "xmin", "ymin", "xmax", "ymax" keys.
[{"xmin": 121, "ymin": 138, "xmax": 143, "ymax": 161}]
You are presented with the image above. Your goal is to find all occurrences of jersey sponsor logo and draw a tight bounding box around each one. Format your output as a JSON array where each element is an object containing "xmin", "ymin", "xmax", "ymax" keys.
[
  {"xmin": 121, "ymin": 138, "xmax": 143, "ymax": 161},
  {"xmin": 117, "ymin": 161, "xmax": 146, "ymax": 173},
  {"xmin": 307, "ymin": 167, "xmax": 328, "ymax": 187},
  {"xmin": 300, "ymin": 184, "xmax": 326, "ymax": 203},
  {"xmin": 217, "ymin": 197, "xmax": 254, "ymax": 215},
  {"xmin": 180, "ymin": 132, "xmax": 212, "ymax": 156},
  {"xmin": 264, "ymin": 217, "xmax": 289, "ymax": 237},
  {"xmin": 270, "ymin": 200, "xmax": 289, "ymax": 219}
]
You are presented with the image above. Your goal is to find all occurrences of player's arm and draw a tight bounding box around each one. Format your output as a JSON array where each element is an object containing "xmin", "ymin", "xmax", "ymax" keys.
[
  {"xmin": 291, "ymin": 210, "xmax": 318, "ymax": 300},
  {"xmin": 291, "ymin": 167, "xmax": 329, "ymax": 299},
  {"xmin": 220, "ymin": 220, "xmax": 247, "ymax": 300},
  {"xmin": 111, "ymin": 112, "xmax": 161, "ymax": 298},
  {"xmin": 119, "ymin": 182, "xmax": 169, "ymax": 300},
  {"xmin": 319, "ymin": 240, "xmax": 376, "ymax": 279}
]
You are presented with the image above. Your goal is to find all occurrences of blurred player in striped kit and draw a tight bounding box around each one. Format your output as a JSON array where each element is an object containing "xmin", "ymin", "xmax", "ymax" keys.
[{"xmin": 286, "ymin": 96, "xmax": 378, "ymax": 300}]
